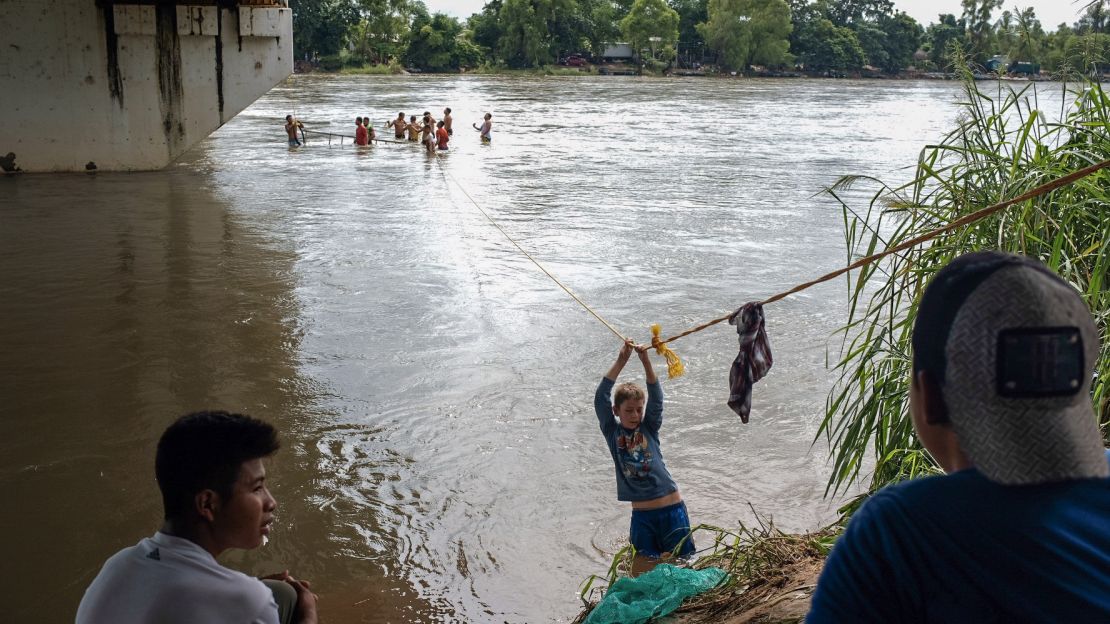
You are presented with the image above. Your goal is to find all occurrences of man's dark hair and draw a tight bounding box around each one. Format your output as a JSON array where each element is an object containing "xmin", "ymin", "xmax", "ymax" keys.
[
  {"xmin": 155, "ymin": 411, "xmax": 279, "ymax": 520},
  {"xmin": 444, "ymin": 107, "xmax": 451, "ymax": 114}
]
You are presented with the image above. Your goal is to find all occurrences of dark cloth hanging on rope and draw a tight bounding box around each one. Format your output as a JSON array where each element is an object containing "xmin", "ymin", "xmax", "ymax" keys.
[{"xmin": 727, "ymin": 303, "xmax": 773, "ymax": 423}]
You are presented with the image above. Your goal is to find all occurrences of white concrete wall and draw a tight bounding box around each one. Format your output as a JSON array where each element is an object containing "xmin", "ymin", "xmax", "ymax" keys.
[{"xmin": 0, "ymin": 1, "xmax": 292, "ymax": 172}]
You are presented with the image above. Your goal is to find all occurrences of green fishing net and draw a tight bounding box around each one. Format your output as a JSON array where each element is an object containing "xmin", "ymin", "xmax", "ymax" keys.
[{"xmin": 584, "ymin": 564, "xmax": 728, "ymax": 624}]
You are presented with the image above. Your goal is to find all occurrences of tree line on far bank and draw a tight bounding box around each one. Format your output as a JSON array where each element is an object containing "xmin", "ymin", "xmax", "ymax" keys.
[{"xmin": 290, "ymin": 0, "xmax": 1110, "ymax": 75}]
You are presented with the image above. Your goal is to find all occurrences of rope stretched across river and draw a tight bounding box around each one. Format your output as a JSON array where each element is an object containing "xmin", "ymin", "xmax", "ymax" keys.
[
  {"xmin": 434, "ymin": 159, "xmax": 628, "ymax": 341},
  {"xmin": 437, "ymin": 156, "xmax": 1110, "ymax": 354},
  {"xmin": 300, "ymin": 128, "xmax": 411, "ymax": 146},
  {"xmin": 655, "ymin": 158, "xmax": 1110, "ymax": 346}
]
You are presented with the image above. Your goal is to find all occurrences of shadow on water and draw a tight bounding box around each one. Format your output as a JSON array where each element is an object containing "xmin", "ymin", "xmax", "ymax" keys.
[{"xmin": 0, "ymin": 171, "xmax": 436, "ymax": 622}]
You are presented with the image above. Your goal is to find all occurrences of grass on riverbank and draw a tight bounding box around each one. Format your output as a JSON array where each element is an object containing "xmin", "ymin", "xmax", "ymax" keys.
[
  {"xmin": 337, "ymin": 63, "xmax": 405, "ymax": 75},
  {"xmin": 819, "ymin": 60, "xmax": 1110, "ymax": 497},
  {"xmin": 464, "ymin": 64, "xmax": 597, "ymax": 76},
  {"xmin": 574, "ymin": 513, "xmax": 839, "ymax": 624}
]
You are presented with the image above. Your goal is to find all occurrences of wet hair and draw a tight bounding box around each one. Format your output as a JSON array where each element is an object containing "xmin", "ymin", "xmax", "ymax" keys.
[
  {"xmin": 285, "ymin": 115, "xmax": 292, "ymax": 121},
  {"xmin": 398, "ymin": 112, "xmax": 405, "ymax": 117},
  {"xmin": 155, "ymin": 411, "xmax": 279, "ymax": 521},
  {"xmin": 437, "ymin": 121, "xmax": 444, "ymax": 128},
  {"xmin": 444, "ymin": 107, "xmax": 452, "ymax": 114},
  {"xmin": 613, "ymin": 382, "xmax": 645, "ymax": 409},
  {"xmin": 484, "ymin": 113, "xmax": 492, "ymax": 120},
  {"xmin": 423, "ymin": 111, "xmax": 430, "ymax": 116},
  {"xmin": 410, "ymin": 115, "xmax": 417, "ymax": 122},
  {"xmin": 356, "ymin": 116, "xmax": 363, "ymax": 124}
]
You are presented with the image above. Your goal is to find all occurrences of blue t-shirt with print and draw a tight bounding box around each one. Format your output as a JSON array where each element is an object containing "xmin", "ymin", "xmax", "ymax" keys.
[
  {"xmin": 808, "ymin": 450, "xmax": 1110, "ymax": 623},
  {"xmin": 594, "ymin": 377, "xmax": 678, "ymax": 502}
]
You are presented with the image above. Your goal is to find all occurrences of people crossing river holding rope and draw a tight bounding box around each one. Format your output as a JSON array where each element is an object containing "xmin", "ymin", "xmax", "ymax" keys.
[
  {"xmin": 354, "ymin": 117, "xmax": 370, "ymax": 146},
  {"xmin": 386, "ymin": 112, "xmax": 407, "ymax": 140},
  {"xmin": 281, "ymin": 106, "xmax": 490, "ymax": 151},
  {"xmin": 284, "ymin": 115, "xmax": 304, "ymax": 147}
]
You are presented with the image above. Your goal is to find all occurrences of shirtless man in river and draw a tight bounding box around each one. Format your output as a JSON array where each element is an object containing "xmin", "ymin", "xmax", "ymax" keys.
[
  {"xmin": 284, "ymin": 115, "xmax": 303, "ymax": 147},
  {"xmin": 473, "ymin": 113, "xmax": 492, "ymax": 144},
  {"xmin": 387, "ymin": 112, "xmax": 406, "ymax": 140},
  {"xmin": 442, "ymin": 108, "xmax": 454, "ymax": 136}
]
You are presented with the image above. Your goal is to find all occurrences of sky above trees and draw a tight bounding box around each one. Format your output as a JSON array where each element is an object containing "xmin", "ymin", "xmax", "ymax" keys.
[
  {"xmin": 897, "ymin": 1, "xmax": 1083, "ymax": 28},
  {"xmin": 423, "ymin": 0, "xmax": 1084, "ymax": 28}
]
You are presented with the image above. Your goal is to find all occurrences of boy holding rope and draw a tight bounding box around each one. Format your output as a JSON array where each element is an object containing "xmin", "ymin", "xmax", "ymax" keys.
[{"xmin": 595, "ymin": 339, "xmax": 695, "ymax": 559}]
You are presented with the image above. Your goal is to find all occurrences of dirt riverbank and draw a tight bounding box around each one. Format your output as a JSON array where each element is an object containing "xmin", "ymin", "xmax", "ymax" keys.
[{"xmin": 573, "ymin": 523, "xmax": 839, "ymax": 624}]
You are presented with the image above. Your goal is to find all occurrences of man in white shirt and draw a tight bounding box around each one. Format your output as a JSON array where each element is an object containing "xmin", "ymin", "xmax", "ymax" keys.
[{"xmin": 77, "ymin": 411, "xmax": 318, "ymax": 624}]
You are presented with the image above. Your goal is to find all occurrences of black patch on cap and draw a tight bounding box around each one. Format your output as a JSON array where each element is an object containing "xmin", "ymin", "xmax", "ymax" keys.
[
  {"xmin": 912, "ymin": 252, "xmax": 1063, "ymax": 384},
  {"xmin": 997, "ymin": 327, "xmax": 1084, "ymax": 397}
]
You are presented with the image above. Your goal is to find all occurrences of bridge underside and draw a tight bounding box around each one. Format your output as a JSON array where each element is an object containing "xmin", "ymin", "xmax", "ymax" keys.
[{"xmin": 1, "ymin": 1, "xmax": 293, "ymax": 173}]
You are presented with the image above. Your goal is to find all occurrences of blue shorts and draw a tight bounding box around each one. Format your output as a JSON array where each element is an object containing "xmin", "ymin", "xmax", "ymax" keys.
[
  {"xmin": 288, "ymin": 139, "xmax": 301, "ymax": 147},
  {"xmin": 630, "ymin": 501, "xmax": 695, "ymax": 558}
]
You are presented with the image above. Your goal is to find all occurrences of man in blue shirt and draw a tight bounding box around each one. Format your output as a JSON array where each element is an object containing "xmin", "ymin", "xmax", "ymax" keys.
[{"xmin": 809, "ymin": 251, "xmax": 1110, "ymax": 622}]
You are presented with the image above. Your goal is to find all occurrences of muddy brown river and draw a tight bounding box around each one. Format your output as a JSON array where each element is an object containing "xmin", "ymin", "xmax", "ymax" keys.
[{"xmin": 0, "ymin": 75, "xmax": 1070, "ymax": 622}]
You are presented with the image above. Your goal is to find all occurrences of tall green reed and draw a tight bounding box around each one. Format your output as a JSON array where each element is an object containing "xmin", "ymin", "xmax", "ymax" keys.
[{"xmin": 819, "ymin": 67, "xmax": 1110, "ymax": 497}]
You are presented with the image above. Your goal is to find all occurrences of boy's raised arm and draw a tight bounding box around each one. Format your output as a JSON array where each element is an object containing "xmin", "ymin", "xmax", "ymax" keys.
[
  {"xmin": 635, "ymin": 345, "xmax": 657, "ymax": 385},
  {"xmin": 596, "ymin": 339, "xmax": 634, "ymax": 434},
  {"xmin": 637, "ymin": 346, "xmax": 664, "ymax": 431}
]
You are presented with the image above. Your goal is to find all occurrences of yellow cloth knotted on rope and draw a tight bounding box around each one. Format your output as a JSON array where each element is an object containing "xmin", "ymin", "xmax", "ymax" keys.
[{"xmin": 651, "ymin": 324, "xmax": 685, "ymax": 379}]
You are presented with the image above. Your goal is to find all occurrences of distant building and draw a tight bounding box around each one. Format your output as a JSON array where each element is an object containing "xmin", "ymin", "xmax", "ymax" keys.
[
  {"xmin": 986, "ymin": 55, "xmax": 1009, "ymax": 72},
  {"xmin": 601, "ymin": 43, "xmax": 634, "ymax": 61}
]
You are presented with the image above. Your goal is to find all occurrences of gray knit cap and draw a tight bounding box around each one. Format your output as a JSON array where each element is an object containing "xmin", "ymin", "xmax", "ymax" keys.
[{"xmin": 916, "ymin": 252, "xmax": 1106, "ymax": 485}]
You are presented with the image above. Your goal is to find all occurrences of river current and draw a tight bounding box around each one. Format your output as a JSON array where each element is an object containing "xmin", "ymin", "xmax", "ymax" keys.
[{"xmin": 0, "ymin": 75, "xmax": 1069, "ymax": 622}]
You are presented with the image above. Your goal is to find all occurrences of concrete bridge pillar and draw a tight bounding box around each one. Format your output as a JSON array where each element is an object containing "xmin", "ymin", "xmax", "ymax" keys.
[{"xmin": 0, "ymin": 1, "xmax": 293, "ymax": 173}]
